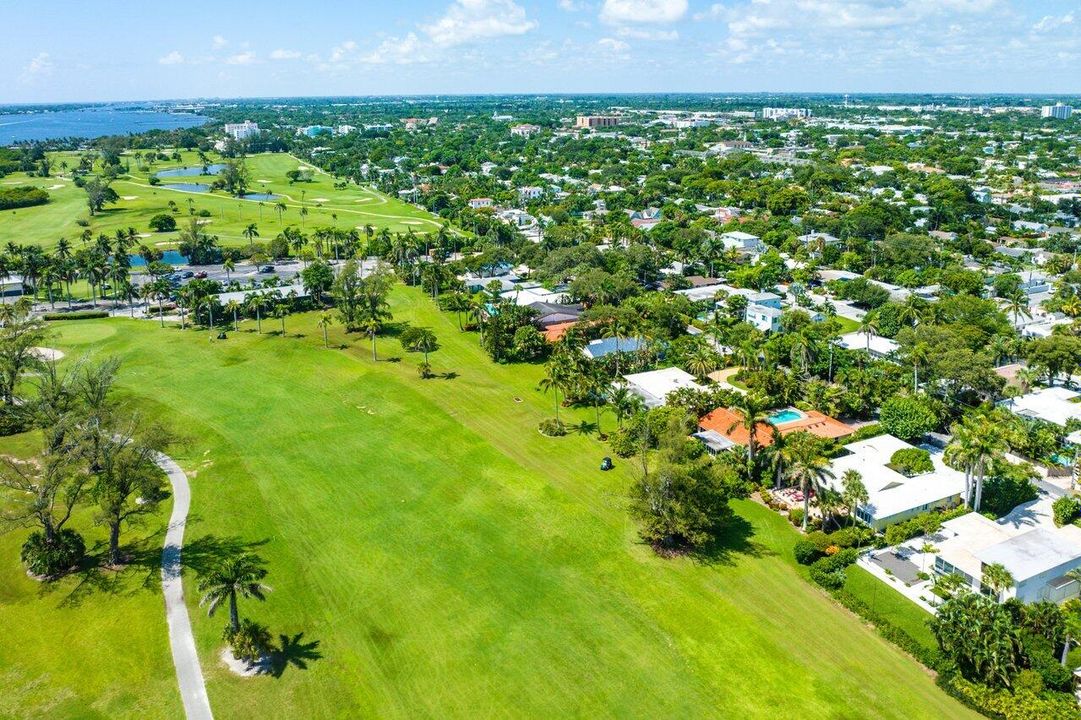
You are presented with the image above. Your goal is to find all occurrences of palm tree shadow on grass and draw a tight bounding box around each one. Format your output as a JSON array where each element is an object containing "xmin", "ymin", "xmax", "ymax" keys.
[
  {"xmin": 49, "ymin": 532, "xmax": 270, "ymax": 608},
  {"xmin": 271, "ymin": 632, "xmax": 323, "ymax": 677}
]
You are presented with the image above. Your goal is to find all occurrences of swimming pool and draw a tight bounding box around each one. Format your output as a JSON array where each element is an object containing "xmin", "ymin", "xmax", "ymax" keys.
[{"xmin": 769, "ymin": 409, "xmax": 805, "ymax": 425}]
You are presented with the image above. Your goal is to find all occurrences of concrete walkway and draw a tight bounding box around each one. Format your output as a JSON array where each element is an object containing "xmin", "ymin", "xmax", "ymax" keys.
[{"xmin": 157, "ymin": 452, "xmax": 214, "ymax": 720}]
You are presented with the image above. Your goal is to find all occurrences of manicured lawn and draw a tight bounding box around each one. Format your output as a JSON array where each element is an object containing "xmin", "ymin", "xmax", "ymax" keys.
[
  {"xmin": 834, "ymin": 315, "xmax": 861, "ymax": 334},
  {"xmin": 0, "ymin": 286, "xmax": 976, "ymax": 719},
  {"xmin": 0, "ymin": 151, "xmax": 442, "ymax": 251},
  {"xmin": 845, "ymin": 565, "xmax": 938, "ymax": 651}
]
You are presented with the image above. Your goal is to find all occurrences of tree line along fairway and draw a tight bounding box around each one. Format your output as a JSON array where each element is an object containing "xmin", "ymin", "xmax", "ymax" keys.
[{"xmin": 0, "ymin": 151, "xmax": 441, "ymax": 253}]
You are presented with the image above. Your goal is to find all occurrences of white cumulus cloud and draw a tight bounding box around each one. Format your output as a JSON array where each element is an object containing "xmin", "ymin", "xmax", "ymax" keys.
[
  {"xmin": 212, "ymin": 35, "xmax": 228, "ymax": 49},
  {"xmin": 225, "ymin": 51, "xmax": 256, "ymax": 65},
  {"xmin": 601, "ymin": 0, "xmax": 687, "ymax": 24},
  {"xmin": 597, "ymin": 37, "xmax": 630, "ymax": 52},
  {"xmin": 269, "ymin": 49, "xmax": 302, "ymax": 60},
  {"xmin": 158, "ymin": 50, "xmax": 184, "ymax": 65},
  {"xmin": 423, "ymin": 0, "xmax": 537, "ymax": 47}
]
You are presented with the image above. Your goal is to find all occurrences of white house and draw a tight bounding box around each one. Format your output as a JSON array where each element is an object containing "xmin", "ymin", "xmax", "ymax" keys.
[
  {"xmin": 518, "ymin": 186, "xmax": 544, "ymax": 201},
  {"xmin": 744, "ymin": 292, "xmax": 784, "ymax": 333},
  {"xmin": 797, "ymin": 232, "xmax": 842, "ymax": 249},
  {"xmin": 836, "ymin": 331, "xmax": 900, "ymax": 359},
  {"xmin": 934, "ymin": 512, "xmax": 1081, "ymax": 603},
  {"xmin": 510, "ymin": 124, "xmax": 541, "ymax": 138},
  {"xmin": 1000, "ymin": 386, "xmax": 1081, "ymax": 427},
  {"xmin": 824, "ymin": 434, "xmax": 966, "ymax": 531},
  {"xmin": 469, "ymin": 198, "xmax": 494, "ymax": 209},
  {"xmin": 622, "ymin": 368, "xmax": 702, "ymax": 408},
  {"xmin": 719, "ymin": 231, "xmax": 766, "ymax": 256}
]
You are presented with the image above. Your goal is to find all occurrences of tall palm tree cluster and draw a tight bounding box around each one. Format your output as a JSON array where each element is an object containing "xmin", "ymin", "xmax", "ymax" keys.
[{"xmin": 2, "ymin": 232, "xmax": 137, "ymax": 309}]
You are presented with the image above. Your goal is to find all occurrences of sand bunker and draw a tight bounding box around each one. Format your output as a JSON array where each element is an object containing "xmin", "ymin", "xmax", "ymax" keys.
[
  {"xmin": 47, "ymin": 184, "xmax": 65, "ymax": 190},
  {"xmin": 311, "ymin": 197, "xmax": 329, "ymax": 202},
  {"xmin": 121, "ymin": 195, "xmax": 138, "ymax": 200},
  {"xmin": 32, "ymin": 347, "xmax": 65, "ymax": 362},
  {"xmin": 402, "ymin": 220, "xmax": 423, "ymax": 225}
]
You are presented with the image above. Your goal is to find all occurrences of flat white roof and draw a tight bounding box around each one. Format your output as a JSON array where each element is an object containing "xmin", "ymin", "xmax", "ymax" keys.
[
  {"xmin": 837, "ymin": 331, "xmax": 900, "ymax": 356},
  {"xmin": 1000, "ymin": 386, "xmax": 1081, "ymax": 427},
  {"xmin": 976, "ymin": 525, "xmax": 1081, "ymax": 582},
  {"xmin": 824, "ymin": 434, "xmax": 966, "ymax": 523},
  {"xmin": 214, "ymin": 283, "xmax": 306, "ymax": 305},
  {"xmin": 935, "ymin": 512, "xmax": 1018, "ymax": 581},
  {"xmin": 623, "ymin": 367, "xmax": 702, "ymax": 407}
]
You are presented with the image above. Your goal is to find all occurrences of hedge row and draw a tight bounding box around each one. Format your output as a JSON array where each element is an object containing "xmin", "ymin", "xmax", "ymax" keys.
[{"xmin": 43, "ymin": 310, "xmax": 110, "ymax": 321}]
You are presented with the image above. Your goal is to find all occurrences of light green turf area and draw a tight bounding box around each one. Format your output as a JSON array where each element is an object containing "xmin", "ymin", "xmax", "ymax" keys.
[
  {"xmin": 0, "ymin": 151, "xmax": 441, "ymax": 252},
  {"xmin": 845, "ymin": 565, "xmax": 938, "ymax": 650},
  {"xmin": 0, "ymin": 286, "xmax": 976, "ymax": 719}
]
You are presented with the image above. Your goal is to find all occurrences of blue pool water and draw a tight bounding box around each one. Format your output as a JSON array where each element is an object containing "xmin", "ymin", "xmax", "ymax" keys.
[
  {"xmin": 163, "ymin": 183, "xmax": 211, "ymax": 193},
  {"xmin": 242, "ymin": 192, "xmax": 281, "ymax": 201},
  {"xmin": 1052, "ymin": 453, "xmax": 1073, "ymax": 467},
  {"xmin": 130, "ymin": 250, "xmax": 188, "ymax": 267},
  {"xmin": 769, "ymin": 409, "xmax": 804, "ymax": 425},
  {"xmin": 156, "ymin": 164, "xmax": 225, "ymax": 177}
]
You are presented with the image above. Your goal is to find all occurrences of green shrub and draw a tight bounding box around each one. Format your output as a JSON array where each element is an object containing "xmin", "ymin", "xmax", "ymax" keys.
[
  {"xmin": 1052, "ymin": 496, "xmax": 1081, "ymax": 527},
  {"xmin": 809, "ymin": 565, "xmax": 847, "ymax": 589},
  {"xmin": 883, "ymin": 506, "xmax": 968, "ymax": 546},
  {"xmin": 788, "ymin": 507, "xmax": 805, "ymax": 528},
  {"xmin": 149, "ymin": 213, "xmax": 177, "ymax": 232},
  {"xmin": 847, "ymin": 423, "xmax": 886, "ymax": 442},
  {"xmin": 0, "ymin": 404, "xmax": 30, "ymax": 437},
  {"xmin": 793, "ymin": 539, "xmax": 821, "ymax": 565},
  {"xmin": 879, "ymin": 395, "xmax": 938, "ymax": 441},
  {"xmin": 808, "ymin": 548, "xmax": 859, "ymax": 589},
  {"xmin": 0, "ymin": 185, "xmax": 49, "ymax": 210},
  {"xmin": 889, "ymin": 447, "xmax": 933, "ymax": 475},
  {"xmin": 43, "ymin": 310, "xmax": 110, "ymax": 321},
  {"xmin": 806, "ymin": 530, "xmax": 832, "ymax": 551},
  {"xmin": 538, "ymin": 419, "xmax": 566, "ymax": 437},
  {"xmin": 20, "ymin": 529, "xmax": 85, "ymax": 577},
  {"xmin": 224, "ymin": 619, "xmax": 272, "ymax": 663},
  {"xmin": 827, "ymin": 525, "xmax": 875, "ymax": 549}
]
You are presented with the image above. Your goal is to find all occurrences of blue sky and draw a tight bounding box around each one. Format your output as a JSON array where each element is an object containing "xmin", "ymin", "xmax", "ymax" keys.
[{"xmin": 5, "ymin": 0, "xmax": 1081, "ymax": 103}]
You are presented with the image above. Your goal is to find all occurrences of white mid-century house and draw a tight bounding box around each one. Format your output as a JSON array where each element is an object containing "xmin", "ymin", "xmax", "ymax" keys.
[
  {"xmin": 518, "ymin": 186, "xmax": 544, "ymax": 201},
  {"xmin": 836, "ymin": 331, "xmax": 900, "ymax": 359},
  {"xmin": 719, "ymin": 231, "xmax": 766, "ymax": 257},
  {"xmin": 622, "ymin": 368, "xmax": 702, "ymax": 408},
  {"xmin": 469, "ymin": 197, "xmax": 494, "ymax": 209},
  {"xmin": 1000, "ymin": 386, "xmax": 1081, "ymax": 427},
  {"xmin": 933, "ymin": 512, "xmax": 1081, "ymax": 603},
  {"xmin": 824, "ymin": 434, "xmax": 966, "ymax": 531}
]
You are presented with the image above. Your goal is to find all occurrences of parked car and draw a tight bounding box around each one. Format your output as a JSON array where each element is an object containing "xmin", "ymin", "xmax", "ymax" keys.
[
  {"xmin": 259, "ymin": 265, "xmax": 274, "ymax": 273},
  {"xmin": 194, "ymin": 271, "xmax": 207, "ymax": 279},
  {"xmin": 600, "ymin": 457, "xmax": 613, "ymax": 471},
  {"xmin": 181, "ymin": 271, "xmax": 194, "ymax": 279}
]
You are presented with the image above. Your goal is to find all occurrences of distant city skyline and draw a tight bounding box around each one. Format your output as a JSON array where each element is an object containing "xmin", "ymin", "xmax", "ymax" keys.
[{"xmin": 5, "ymin": 0, "xmax": 1081, "ymax": 103}]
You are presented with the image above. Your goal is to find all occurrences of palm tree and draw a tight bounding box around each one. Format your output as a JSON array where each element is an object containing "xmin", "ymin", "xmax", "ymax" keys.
[
  {"xmin": 243, "ymin": 223, "xmax": 259, "ymax": 249},
  {"xmin": 222, "ymin": 257, "xmax": 235, "ymax": 282},
  {"xmin": 362, "ymin": 316, "xmax": 381, "ymax": 360},
  {"xmin": 540, "ymin": 355, "xmax": 575, "ymax": 424},
  {"xmin": 224, "ymin": 299, "xmax": 241, "ymax": 331},
  {"xmin": 246, "ymin": 293, "xmax": 267, "ymax": 334},
  {"xmin": 906, "ymin": 342, "xmax": 931, "ymax": 392},
  {"xmin": 981, "ymin": 562, "xmax": 1014, "ymax": 602},
  {"xmin": 318, "ymin": 311, "xmax": 334, "ymax": 348},
  {"xmin": 841, "ymin": 469, "xmax": 868, "ymax": 526},
  {"xmin": 785, "ymin": 443, "xmax": 835, "ymax": 531},
  {"xmin": 609, "ymin": 385, "xmax": 642, "ymax": 429},
  {"xmin": 727, "ymin": 392, "xmax": 771, "ymax": 479},
  {"xmin": 858, "ymin": 312, "xmax": 880, "ymax": 352},
  {"xmin": 274, "ymin": 302, "xmax": 289, "ymax": 334},
  {"xmin": 197, "ymin": 554, "xmax": 271, "ymax": 634},
  {"xmin": 1004, "ymin": 290, "xmax": 1031, "ymax": 328},
  {"xmin": 686, "ymin": 343, "xmax": 719, "ymax": 381},
  {"xmin": 818, "ymin": 487, "xmax": 844, "ymax": 530}
]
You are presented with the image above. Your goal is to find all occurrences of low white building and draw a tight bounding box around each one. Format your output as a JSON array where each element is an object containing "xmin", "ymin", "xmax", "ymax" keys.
[
  {"xmin": 744, "ymin": 292, "xmax": 784, "ymax": 333},
  {"xmin": 518, "ymin": 186, "xmax": 544, "ymax": 201},
  {"xmin": 1000, "ymin": 386, "xmax": 1081, "ymax": 427},
  {"xmin": 934, "ymin": 512, "xmax": 1081, "ymax": 603},
  {"xmin": 719, "ymin": 231, "xmax": 766, "ymax": 256},
  {"xmin": 469, "ymin": 198, "xmax": 494, "ymax": 209},
  {"xmin": 825, "ymin": 434, "xmax": 966, "ymax": 530},
  {"xmin": 836, "ymin": 331, "xmax": 900, "ymax": 358},
  {"xmin": 622, "ymin": 368, "xmax": 702, "ymax": 408}
]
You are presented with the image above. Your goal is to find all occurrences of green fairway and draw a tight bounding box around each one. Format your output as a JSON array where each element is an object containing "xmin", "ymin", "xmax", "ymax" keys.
[
  {"xmin": 0, "ymin": 287, "xmax": 977, "ymax": 719},
  {"xmin": 0, "ymin": 151, "xmax": 441, "ymax": 252}
]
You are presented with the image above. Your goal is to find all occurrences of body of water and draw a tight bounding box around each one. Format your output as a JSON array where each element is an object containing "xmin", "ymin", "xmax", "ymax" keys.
[
  {"xmin": 242, "ymin": 192, "xmax": 281, "ymax": 201},
  {"xmin": 156, "ymin": 164, "xmax": 225, "ymax": 178},
  {"xmin": 130, "ymin": 250, "xmax": 188, "ymax": 267},
  {"xmin": 0, "ymin": 107, "xmax": 207, "ymax": 145},
  {"xmin": 163, "ymin": 183, "xmax": 211, "ymax": 193}
]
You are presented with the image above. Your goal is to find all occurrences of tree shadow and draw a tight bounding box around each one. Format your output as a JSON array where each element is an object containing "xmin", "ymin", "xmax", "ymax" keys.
[
  {"xmin": 689, "ymin": 514, "xmax": 771, "ymax": 567},
  {"xmin": 438, "ymin": 371, "xmax": 459, "ymax": 380},
  {"xmin": 270, "ymin": 632, "xmax": 323, "ymax": 678},
  {"xmin": 379, "ymin": 321, "xmax": 410, "ymax": 338},
  {"xmin": 568, "ymin": 421, "xmax": 598, "ymax": 436}
]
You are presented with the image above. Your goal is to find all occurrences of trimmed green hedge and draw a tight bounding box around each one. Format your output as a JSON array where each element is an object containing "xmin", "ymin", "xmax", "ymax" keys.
[{"xmin": 43, "ymin": 310, "xmax": 110, "ymax": 321}]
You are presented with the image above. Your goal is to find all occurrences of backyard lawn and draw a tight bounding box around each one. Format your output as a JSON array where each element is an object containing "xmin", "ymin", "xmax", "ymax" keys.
[
  {"xmin": 0, "ymin": 151, "xmax": 441, "ymax": 251},
  {"xmin": 0, "ymin": 285, "xmax": 977, "ymax": 719}
]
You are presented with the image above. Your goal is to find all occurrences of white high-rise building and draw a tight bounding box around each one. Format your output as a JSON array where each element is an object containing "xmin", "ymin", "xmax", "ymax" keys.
[
  {"xmin": 761, "ymin": 107, "xmax": 812, "ymax": 120},
  {"xmin": 1041, "ymin": 104, "xmax": 1074, "ymax": 120},
  {"xmin": 223, "ymin": 121, "xmax": 260, "ymax": 140}
]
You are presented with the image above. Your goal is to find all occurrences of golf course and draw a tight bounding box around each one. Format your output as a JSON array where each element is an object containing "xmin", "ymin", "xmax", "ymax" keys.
[
  {"xmin": 0, "ymin": 285, "xmax": 976, "ymax": 719},
  {"xmin": 0, "ymin": 151, "xmax": 440, "ymax": 252}
]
